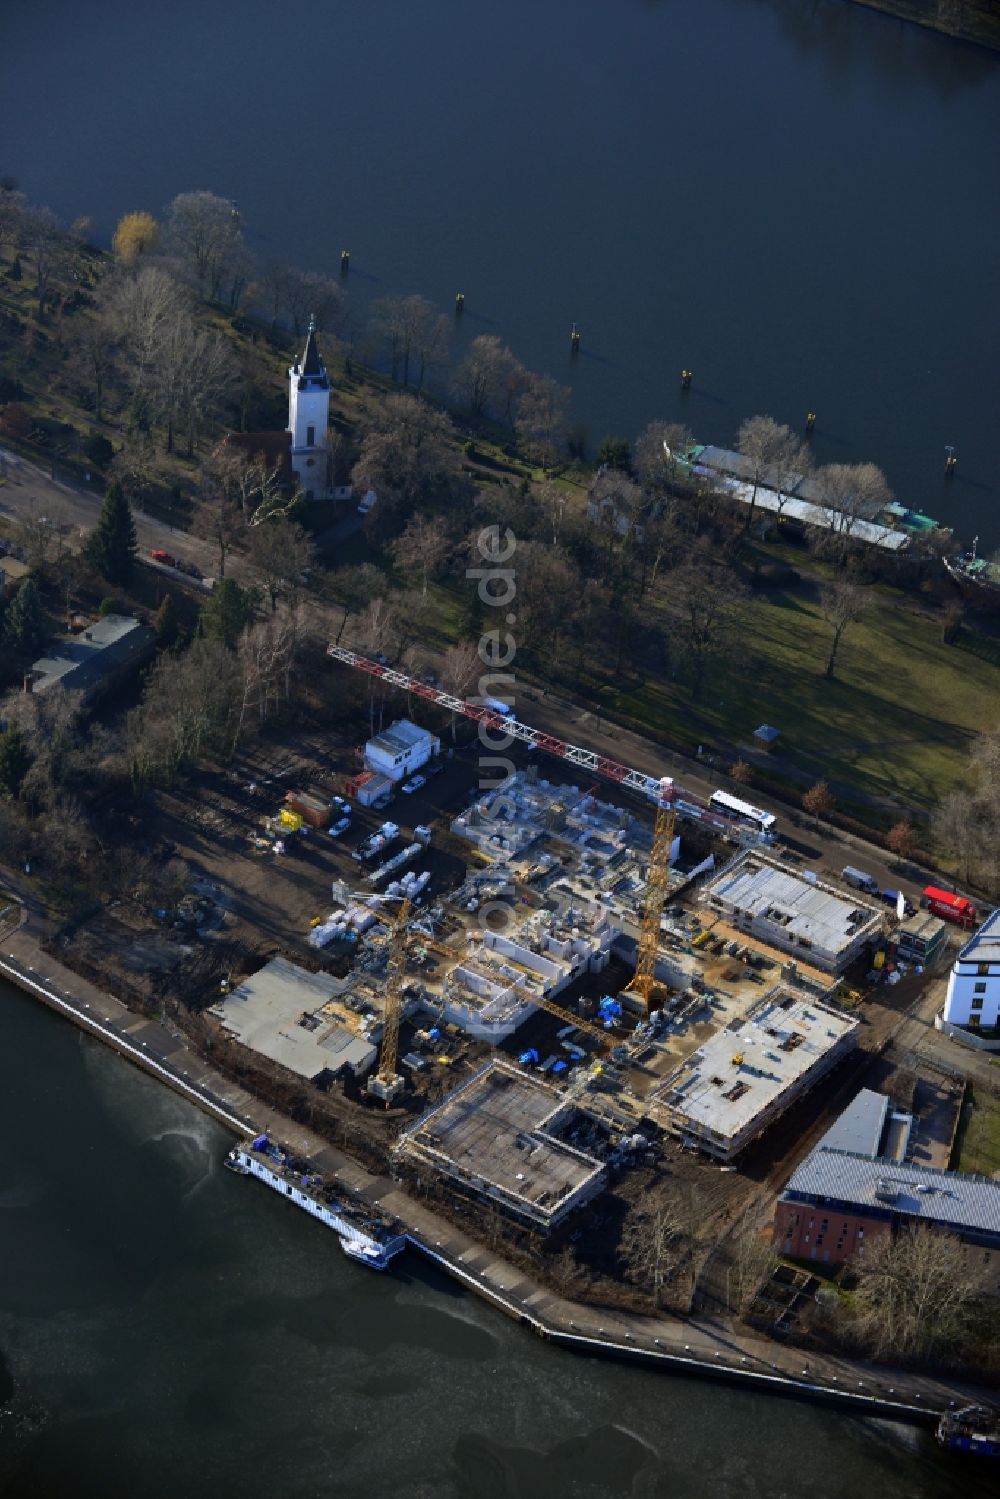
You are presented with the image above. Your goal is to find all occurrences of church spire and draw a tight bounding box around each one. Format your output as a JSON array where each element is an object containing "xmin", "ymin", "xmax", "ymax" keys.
[{"xmin": 299, "ymin": 314, "xmax": 327, "ymax": 382}]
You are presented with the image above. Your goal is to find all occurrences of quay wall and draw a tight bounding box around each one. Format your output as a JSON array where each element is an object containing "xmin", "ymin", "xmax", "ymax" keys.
[
  {"xmin": 405, "ymin": 1237, "xmax": 938, "ymax": 1428},
  {"xmin": 0, "ymin": 951, "xmax": 253, "ymax": 1137},
  {"xmin": 0, "ymin": 939, "xmax": 973, "ymax": 1429}
]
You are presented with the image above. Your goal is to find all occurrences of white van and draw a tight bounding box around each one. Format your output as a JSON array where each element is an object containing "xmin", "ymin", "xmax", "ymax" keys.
[
  {"xmin": 482, "ymin": 696, "xmax": 514, "ymax": 717},
  {"xmin": 841, "ymin": 865, "xmax": 880, "ymax": 896}
]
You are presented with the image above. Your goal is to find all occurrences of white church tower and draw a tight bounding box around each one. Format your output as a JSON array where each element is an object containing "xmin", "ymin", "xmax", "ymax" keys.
[{"xmin": 287, "ymin": 316, "xmax": 331, "ymax": 499}]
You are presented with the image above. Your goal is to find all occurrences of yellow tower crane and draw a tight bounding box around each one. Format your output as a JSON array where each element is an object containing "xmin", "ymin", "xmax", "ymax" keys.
[
  {"xmin": 364, "ymin": 893, "xmax": 412, "ymax": 1105},
  {"xmin": 624, "ymin": 777, "xmax": 676, "ymax": 1015}
]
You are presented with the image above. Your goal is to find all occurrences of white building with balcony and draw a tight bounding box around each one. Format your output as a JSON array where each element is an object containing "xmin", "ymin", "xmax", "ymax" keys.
[{"xmin": 942, "ymin": 909, "xmax": 1000, "ymax": 1033}]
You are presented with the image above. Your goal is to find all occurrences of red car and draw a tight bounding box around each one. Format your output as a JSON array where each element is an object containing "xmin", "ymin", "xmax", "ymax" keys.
[{"xmin": 150, "ymin": 548, "xmax": 178, "ymax": 568}]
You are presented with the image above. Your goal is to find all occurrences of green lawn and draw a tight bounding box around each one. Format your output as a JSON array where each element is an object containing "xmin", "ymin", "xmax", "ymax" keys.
[
  {"xmin": 592, "ymin": 586, "xmax": 1000, "ymax": 812},
  {"xmin": 953, "ymin": 1088, "xmax": 1000, "ymax": 1178}
]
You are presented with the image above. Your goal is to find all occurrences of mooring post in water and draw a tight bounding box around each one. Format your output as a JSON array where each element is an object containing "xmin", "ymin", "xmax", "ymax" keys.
[
  {"xmin": 680, "ymin": 369, "xmax": 692, "ymax": 390},
  {"xmin": 570, "ymin": 322, "xmax": 581, "ymax": 354},
  {"xmin": 944, "ymin": 445, "xmax": 957, "ymax": 475},
  {"xmin": 805, "ymin": 411, "xmax": 817, "ymax": 433},
  {"xmin": 340, "ymin": 250, "xmax": 350, "ymax": 275},
  {"xmin": 455, "ymin": 292, "xmax": 465, "ymax": 316}
]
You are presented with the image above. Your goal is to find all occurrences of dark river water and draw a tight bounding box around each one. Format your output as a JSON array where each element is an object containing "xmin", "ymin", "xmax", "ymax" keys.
[
  {"xmin": 0, "ymin": 979, "xmax": 995, "ymax": 1498},
  {"xmin": 2, "ymin": 1, "xmax": 999, "ymax": 544}
]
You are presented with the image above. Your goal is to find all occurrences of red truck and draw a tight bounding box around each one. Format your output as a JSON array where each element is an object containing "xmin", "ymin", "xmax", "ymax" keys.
[
  {"xmin": 922, "ymin": 886, "xmax": 977, "ymax": 928},
  {"xmin": 150, "ymin": 548, "xmax": 178, "ymax": 568}
]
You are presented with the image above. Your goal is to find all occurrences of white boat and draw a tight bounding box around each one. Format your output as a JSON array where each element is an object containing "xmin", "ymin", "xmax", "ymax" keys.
[{"xmin": 224, "ymin": 1137, "xmax": 406, "ymax": 1270}]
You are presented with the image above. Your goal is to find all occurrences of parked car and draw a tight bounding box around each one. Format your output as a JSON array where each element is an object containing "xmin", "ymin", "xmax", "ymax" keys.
[
  {"xmin": 401, "ymin": 775, "xmax": 426, "ymax": 795},
  {"xmin": 328, "ymin": 817, "xmax": 351, "ymax": 836},
  {"xmin": 150, "ymin": 548, "xmax": 178, "ymax": 568}
]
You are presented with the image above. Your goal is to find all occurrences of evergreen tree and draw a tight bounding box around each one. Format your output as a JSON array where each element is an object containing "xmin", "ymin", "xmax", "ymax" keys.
[
  {"xmin": 5, "ymin": 575, "xmax": 48, "ymax": 651},
  {"xmin": 85, "ymin": 481, "xmax": 138, "ymax": 585},
  {"xmin": 200, "ymin": 577, "xmax": 251, "ymax": 650},
  {"xmin": 0, "ymin": 726, "xmax": 31, "ymax": 798},
  {"xmin": 153, "ymin": 593, "xmax": 178, "ymax": 649}
]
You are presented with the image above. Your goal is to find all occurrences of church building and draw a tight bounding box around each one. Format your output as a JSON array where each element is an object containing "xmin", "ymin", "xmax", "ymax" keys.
[
  {"xmin": 217, "ymin": 318, "xmax": 335, "ymax": 501},
  {"xmin": 287, "ymin": 316, "xmax": 332, "ymax": 499}
]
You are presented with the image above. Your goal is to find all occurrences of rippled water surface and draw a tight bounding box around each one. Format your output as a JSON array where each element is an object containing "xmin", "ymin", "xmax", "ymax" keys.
[
  {"xmin": 1, "ymin": 1, "xmax": 998, "ymax": 541},
  {"xmin": 0, "ymin": 980, "xmax": 995, "ymax": 1496}
]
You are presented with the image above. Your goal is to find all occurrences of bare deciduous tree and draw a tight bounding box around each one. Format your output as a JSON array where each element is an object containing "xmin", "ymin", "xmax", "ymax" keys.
[
  {"xmin": 670, "ymin": 548, "xmax": 748, "ymax": 700},
  {"xmin": 371, "ymin": 294, "xmax": 448, "ymax": 388},
  {"xmin": 451, "ymin": 334, "xmax": 523, "ymax": 419},
  {"xmin": 515, "ymin": 540, "xmax": 582, "ymax": 662},
  {"xmin": 633, "ymin": 419, "xmax": 695, "ymax": 493},
  {"xmin": 127, "ymin": 638, "xmax": 241, "ymax": 787},
  {"xmin": 439, "ymin": 640, "xmax": 481, "ymax": 740},
  {"xmin": 621, "ymin": 1182, "xmax": 709, "ymax": 1309},
  {"xmin": 818, "ymin": 579, "xmax": 867, "ymax": 679},
  {"xmin": 932, "ymin": 789, "xmax": 979, "ymax": 888},
  {"xmin": 326, "ymin": 563, "xmax": 384, "ymax": 645},
  {"xmin": 67, "ymin": 318, "xmax": 118, "ymax": 424},
  {"xmin": 165, "ymin": 190, "xmax": 243, "ymax": 301},
  {"xmin": 102, "ymin": 265, "xmax": 189, "ymax": 422},
  {"xmin": 152, "ymin": 315, "xmax": 239, "ymax": 455},
  {"xmin": 814, "ymin": 462, "xmax": 892, "ymax": 568},
  {"xmin": 515, "ymin": 373, "xmax": 569, "ymax": 471},
  {"xmin": 351, "ymin": 393, "xmax": 459, "ymax": 514},
  {"xmin": 735, "ymin": 415, "xmax": 800, "ymax": 530},
  {"xmin": 284, "ymin": 266, "xmax": 345, "ymax": 338},
  {"xmin": 17, "ymin": 205, "xmax": 66, "ymax": 321},
  {"xmin": 244, "ymin": 519, "xmax": 314, "ymax": 612},
  {"xmin": 850, "ymin": 1225, "xmax": 987, "ymax": 1361},
  {"xmin": 390, "ymin": 514, "xmax": 450, "ymax": 595}
]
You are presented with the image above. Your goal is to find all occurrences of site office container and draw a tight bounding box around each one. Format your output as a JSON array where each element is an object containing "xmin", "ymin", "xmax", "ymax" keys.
[
  {"xmin": 284, "ymin": 791, "xmax": 329, "ymax": 829},
  {"xmin": 921, "ymin": 886, "xmax": 977, "ymax": 928}
]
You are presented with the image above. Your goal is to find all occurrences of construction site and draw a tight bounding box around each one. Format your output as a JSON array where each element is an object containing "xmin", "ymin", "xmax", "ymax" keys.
[
  {"xmin": 155, "ymin": 645, "xmax": 927, "ymax": 1271},
  {"xmin": 44, "ymin": 637, "xmax": 958, "ymax": 1314}
]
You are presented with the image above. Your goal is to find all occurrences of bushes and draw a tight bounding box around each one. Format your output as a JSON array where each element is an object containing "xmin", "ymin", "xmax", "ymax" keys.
[{"xmin": 84, "ymin": 431, "xmax": 114, "ymax": 469}]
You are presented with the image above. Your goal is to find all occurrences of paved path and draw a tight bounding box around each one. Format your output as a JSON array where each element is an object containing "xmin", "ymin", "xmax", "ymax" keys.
[{"xmin": 1, "ymin": 877, "xmax": 993, "ymax": 1428}]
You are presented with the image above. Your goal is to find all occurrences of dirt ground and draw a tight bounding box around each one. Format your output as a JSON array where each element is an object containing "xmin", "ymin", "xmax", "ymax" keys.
[{"xmin": 46, "ymin": 696, "xmax": 971, "ymax": 1321}]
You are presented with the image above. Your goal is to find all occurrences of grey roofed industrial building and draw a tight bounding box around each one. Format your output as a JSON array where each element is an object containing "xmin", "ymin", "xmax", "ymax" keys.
[
  {"xmin": 657, "ymin": 990, "xmax": 859, "ymax": 1161},
  {"xmin": 702, "ymin": 852, "xmax": 883, "ymax": 973},
  {"xmin": 813, "ymin": 1087, "xmax": 890, "ymax": 1158},
  {"xmin": 28, "ymin": 614, "xmax": 155, "ymax": 702},
  {"xmin": 210, "ymin": 956, "xmax": 377, "ymax": 1081},
  {"xmin": 781, "ymin": 1148, "xmax": 1000, "ymax": 1241},
  {"xmin": 395, "ymin": 1061, "xmax": 606, "ymax": 1232}
]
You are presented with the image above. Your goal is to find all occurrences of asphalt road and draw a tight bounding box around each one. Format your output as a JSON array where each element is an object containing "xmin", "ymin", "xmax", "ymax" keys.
[{"xmin": 0, "ymin": 446, "xmax": 220, "ymax": 586}]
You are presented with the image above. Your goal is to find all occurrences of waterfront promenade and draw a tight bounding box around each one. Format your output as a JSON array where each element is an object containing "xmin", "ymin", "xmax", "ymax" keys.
[{"xmin": 0, "ymin": 883, "xmax": 994, "ymax": 1428}]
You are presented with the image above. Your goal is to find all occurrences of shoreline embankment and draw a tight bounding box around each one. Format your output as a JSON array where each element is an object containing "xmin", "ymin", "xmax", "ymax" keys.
[
  {"xmin": 0, "ymin": 924, "xmax": 990, "ymax": 1431},
  {"xmin": 845, "ymin": 0, "xmax": 1000, "ymax": 50}
]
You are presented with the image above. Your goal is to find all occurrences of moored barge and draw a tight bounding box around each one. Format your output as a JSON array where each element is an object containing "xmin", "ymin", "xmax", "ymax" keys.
[{"xmin": 225, "ymin": 1135, "xmax": 407, "ymax": 1270}]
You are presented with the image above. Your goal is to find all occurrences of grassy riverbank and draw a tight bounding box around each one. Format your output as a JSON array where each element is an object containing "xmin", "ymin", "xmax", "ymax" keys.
[{"xmin": 2, "ymin": 224, "xmax": 997, "ymax": 833}]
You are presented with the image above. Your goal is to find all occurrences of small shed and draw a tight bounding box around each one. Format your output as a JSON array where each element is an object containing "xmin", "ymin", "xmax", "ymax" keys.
[{"xmin": 753, "ymin": 724, "xmax": 781, "ymax": 752}]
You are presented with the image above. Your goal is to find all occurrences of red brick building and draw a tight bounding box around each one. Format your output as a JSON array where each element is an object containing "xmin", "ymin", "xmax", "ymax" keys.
[{"xmin": 772, "ymin": 1197, "xmax": 891, "ymax": 1267}]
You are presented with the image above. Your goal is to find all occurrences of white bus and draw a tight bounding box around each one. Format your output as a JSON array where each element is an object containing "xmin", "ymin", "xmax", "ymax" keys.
[{"xmin": 709, "ymin": 790, "xmax": 776, "ymax": 839}]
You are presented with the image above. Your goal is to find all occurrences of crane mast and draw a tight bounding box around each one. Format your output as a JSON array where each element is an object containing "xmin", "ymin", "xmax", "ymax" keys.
[
  {"xmin": 624, "ymin": 780, "xmax": 676, "ymax": 1014},
  {"xmin": 365, "ymin": 894, "xmax": 412, "ymax": 1105}
]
